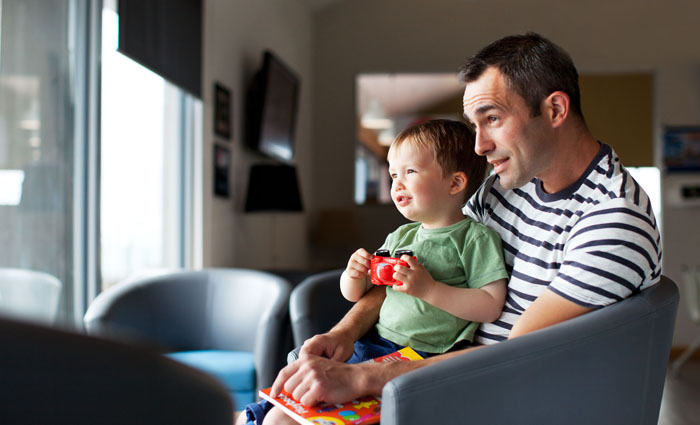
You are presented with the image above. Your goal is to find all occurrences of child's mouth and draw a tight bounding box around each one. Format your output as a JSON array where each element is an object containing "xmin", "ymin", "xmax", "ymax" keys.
[{"xmin": 396, "ymin": 195, "xmax": 411, "ymax": 206}]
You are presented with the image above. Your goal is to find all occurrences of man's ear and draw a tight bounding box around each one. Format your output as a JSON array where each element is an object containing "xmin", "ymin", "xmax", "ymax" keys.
[
  {"xmin": 450, "ymin": 171, "xmax": 468, "ymax": 195},
  {"xmin": 545, "ymin": 91, "xmax": 570, "ymax": 128}
]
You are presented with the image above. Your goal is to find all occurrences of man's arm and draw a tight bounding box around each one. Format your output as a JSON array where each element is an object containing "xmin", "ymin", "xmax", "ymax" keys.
[
  {"xmin": 272, "ymin": 341, "xmax": 478, "ymax": 406},
  {"xmin": 299, "ymin": 284, "xmax": 385, "ymax": 361},
  {"xmin": 508, "ymin": 288, "xmax": 592, "ymax": 338}
]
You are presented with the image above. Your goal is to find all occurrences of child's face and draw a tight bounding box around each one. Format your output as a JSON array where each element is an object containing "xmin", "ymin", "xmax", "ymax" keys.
[{"xmin": 388, "ymin": 142, "xmax": 461, "ymax": 228}]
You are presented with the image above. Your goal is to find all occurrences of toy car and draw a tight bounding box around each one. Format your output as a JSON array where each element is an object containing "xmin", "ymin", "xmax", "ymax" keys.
[{"xmin": 370, "ymin": 250, "xmax": 415, "ymax": 286}]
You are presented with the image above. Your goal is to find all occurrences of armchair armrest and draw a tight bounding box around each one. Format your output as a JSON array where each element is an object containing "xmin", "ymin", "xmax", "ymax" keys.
[{"xmin": 381, "ymin": 278, "xmax": 678, "ymax": 425}]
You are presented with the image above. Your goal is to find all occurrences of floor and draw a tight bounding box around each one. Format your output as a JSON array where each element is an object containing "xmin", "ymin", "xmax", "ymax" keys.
[{"xmin": 658, "ymin": 358, "xmax": 700, "ymax": 425}]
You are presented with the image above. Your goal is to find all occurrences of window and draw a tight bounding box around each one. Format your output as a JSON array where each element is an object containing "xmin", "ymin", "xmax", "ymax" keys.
[
  {"xmin": 0, "ymin": 0, "xmax": 200, "ymax": 326},
  {"xmin": 0, "ymin": 0, "xmax": 81, "ymax": 324},
  {"xmin": 100, "ymin": 2, "xmax": 200, "ymax": 289}
]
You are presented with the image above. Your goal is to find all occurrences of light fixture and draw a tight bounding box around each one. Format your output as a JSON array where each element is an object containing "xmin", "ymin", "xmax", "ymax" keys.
[
  {"xmin": 361, "ymin": 98, "xmax": 393, "ymax": 130},
  {"xmin": 378, "ymin": 127, "xmax": 395, "ymax": 146}
]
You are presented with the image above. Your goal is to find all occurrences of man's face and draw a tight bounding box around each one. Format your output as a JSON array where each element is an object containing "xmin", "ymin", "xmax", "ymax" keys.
[{"xmin": 462, "ymin": 67, "xmax": 553, "ymax": 190}]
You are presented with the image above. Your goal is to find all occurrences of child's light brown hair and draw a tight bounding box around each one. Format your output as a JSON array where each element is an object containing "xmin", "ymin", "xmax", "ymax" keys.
[{"xmin": 389, "ymin": 119, "xmax": 487, "ymax": 201}]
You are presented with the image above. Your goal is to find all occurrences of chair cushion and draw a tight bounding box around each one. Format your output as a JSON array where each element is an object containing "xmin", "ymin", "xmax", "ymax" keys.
[{"xmin": 166, "ymin": 350, "xmax": 256, "ymax": 393}]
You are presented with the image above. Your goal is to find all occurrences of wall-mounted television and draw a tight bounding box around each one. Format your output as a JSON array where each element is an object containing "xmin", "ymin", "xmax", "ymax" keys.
[{"xmin": 245, "ymin": 50, "xmax": 300, "ymax": 162}]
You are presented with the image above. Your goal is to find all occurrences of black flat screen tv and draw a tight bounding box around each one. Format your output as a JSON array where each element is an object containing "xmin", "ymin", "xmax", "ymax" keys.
[{"xmin": 245, "ymin": 50, "xmax": 300, "ymax": 162}]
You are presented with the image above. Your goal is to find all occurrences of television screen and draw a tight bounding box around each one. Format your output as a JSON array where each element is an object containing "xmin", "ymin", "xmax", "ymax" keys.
[{"xmin": 246, "ymin": 51, "xmax": 300, "ymax": 162}]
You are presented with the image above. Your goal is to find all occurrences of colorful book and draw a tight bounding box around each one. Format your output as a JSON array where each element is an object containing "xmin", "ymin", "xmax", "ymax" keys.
[{"xmin": 258, "ymin": 347, "xmax": 423, "ymax": 425}]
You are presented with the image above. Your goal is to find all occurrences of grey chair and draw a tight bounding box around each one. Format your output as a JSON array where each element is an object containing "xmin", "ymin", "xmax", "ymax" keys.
[
  {"xmin": 289, "ymin": 272, "xmax": 679, "ymax": 425},
  {"xmin": 0, "ymin": 268, "xmax": 62, "ymax": 324},
  {"xmin": 289, "ymin": 269, "xmax": 350, "ymax": 348},
  {"xmin": 84, "ymin": 268, "xmax": 292, "ymax": 408},
  {"xmin": 0, "ymin": 316, "xmax": 232, "ymax": 425}
]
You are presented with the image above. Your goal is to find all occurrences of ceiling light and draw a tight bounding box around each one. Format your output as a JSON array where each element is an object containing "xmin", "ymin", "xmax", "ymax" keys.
[{"xmin": 361, "ymin": 98, "xmax": 393, "ymax": 130}]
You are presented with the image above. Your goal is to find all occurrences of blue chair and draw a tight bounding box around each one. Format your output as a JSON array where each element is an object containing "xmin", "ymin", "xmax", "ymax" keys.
[{"xmin": 84, "ymin": 268, "xmax": 292, "ymax": 407}]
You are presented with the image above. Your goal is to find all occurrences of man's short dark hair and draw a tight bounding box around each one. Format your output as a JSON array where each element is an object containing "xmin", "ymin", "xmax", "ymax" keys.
[{"xmin": 458, "ymin": 32, "xmax": 583, "ymax": 119}]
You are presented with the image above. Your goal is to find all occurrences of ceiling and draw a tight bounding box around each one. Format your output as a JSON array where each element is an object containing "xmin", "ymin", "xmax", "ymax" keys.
[{"xmin": 356, "ymin": 73, "xmax": 464, "ymax": 119}]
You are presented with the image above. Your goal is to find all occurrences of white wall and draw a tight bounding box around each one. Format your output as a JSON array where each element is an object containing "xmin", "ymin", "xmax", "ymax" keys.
[
  {"xmin": 201, "ymin": 0, "xmax": 313, "ymax": 270},
  {"xmin": 311, "ymin": 0, "xmax": 700, "ymax": 345}
]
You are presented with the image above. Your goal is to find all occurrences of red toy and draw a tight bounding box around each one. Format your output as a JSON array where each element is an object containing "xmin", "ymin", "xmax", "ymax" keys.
[{"xmin": 370, "ymin": 250, "xmax": 415, "ymax": 286}]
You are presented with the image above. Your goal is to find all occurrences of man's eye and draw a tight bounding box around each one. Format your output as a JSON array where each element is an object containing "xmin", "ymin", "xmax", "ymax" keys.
[{"xmin": 487, "ymin": 116, "xmax": 499, "ymax": 124}]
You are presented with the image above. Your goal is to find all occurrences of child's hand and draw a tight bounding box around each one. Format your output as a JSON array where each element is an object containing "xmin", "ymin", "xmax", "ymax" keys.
[
  {"xmin": 391, "ymin": 255, "xmax": 436, "ymax": 298},
  {"xmin": 345, "ymin": 248, "xmax": 372, "ymax": 279}
]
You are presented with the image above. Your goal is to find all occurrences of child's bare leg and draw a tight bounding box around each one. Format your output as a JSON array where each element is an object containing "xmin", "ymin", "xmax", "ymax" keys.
[
  {"xmin": 233, "ymin": 406, "xmax": 295, "ymax": 425},
  {"xmin": 234, "ymin": 410, "xmax": 247, "ymax": 425},
  {"xmin": 262, "ymin": 407, "xmax": 297, "ymax": 425}
]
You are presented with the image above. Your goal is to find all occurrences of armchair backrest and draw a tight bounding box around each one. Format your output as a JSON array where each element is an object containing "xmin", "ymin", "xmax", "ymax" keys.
[
  {"xmin": 381, "ymin": 275, "xmax": 680, "ymax": 425},
  {"xmin": 0, "ymin": 317, "xmax": 232, "ymax": 424},
  {"xmin": 85, "ymin": 268, "xmax": 290, "ymax": 351},
  {"xmin": 289, "ymin": 269, "xmax": 352, "ymax": 347}
]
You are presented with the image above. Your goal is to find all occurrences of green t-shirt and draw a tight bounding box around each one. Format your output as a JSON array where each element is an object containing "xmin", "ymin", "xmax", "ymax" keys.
[{"xmin": 375, "ymin": 218, "xmax": 508, "ymax": 353}]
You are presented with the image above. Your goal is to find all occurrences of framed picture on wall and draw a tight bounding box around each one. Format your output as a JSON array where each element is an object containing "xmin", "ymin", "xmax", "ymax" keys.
[
  {"xmin": 214, "ymin": 82, "xmax": 232, "ymax": 140},
  {"xmin": 214, "ymin": 144, "xmax": 231, "ymax": 197},
  {"xmin": 663, "ymin": 126, "xmax": 700, "ymax": 173}
]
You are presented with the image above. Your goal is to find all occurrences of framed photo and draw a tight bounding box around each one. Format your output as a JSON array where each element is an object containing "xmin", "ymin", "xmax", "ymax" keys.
[
  {"xmin": 214, "ymin": 82, "xmax": 232, "ymax": 139},
  {"xmin": 214, "ymin": 144, "xmax": 231, "ymax": 197},
  {"xmin": 663, "ymin": 126, "xmax": 700, "ymax": 172}
]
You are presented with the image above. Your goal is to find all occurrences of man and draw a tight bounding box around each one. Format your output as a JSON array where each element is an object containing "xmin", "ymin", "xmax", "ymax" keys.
[{"xmin": 249, "ymin": 32, "xmax": 661, "ymax": 425}]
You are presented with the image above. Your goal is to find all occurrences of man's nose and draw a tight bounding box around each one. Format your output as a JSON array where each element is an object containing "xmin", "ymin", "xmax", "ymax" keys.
[{"xmin": 474, "ymin": 131, "xmax": 494, "ymax": 156}]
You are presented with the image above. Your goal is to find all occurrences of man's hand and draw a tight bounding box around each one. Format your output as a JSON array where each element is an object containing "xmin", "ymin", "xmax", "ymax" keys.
[
  {"xmin": 299, "ymin": 331, "xmax": 355, "ymax": 362},
  {"xmin": 391, "ymin": 255, "xmax": 436, "ymax": 299},
  {"xmin": 271, "ymin": 355, "xmax": 375, "ymax": 406}
]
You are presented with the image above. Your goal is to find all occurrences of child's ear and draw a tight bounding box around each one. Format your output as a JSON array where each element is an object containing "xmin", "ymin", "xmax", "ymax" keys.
[{"xmin": 450, "ymin": 171, "xmax": 468, "ymax": 195}]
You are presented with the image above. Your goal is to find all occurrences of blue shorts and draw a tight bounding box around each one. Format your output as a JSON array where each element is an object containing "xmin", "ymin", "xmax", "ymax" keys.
[
  {"xmin": 346, "ymin": 328, "xmax": 430, "ymax": 363},
  {"xmin": 242, "ymin": 330, "xmax": 429, "ymax": 425}
]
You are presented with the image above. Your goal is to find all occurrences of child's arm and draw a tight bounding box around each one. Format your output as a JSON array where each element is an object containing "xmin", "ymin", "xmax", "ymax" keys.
[
  {"xmin": 340, "ymin": 248, "xmax": 374, "ymax": 302},
  {"xmin": 392, "ymin": 256, "xmax": 506, "ymax": 322}
]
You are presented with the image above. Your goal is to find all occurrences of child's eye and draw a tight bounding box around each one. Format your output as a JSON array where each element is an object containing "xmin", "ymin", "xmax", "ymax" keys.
[
  {"xmin": 389, "ymin": 173, "xmax": 397, "ymax": 179},
  {"xmin": 407, "ymin": 169, "xmax": 416, "ymax": 174}
]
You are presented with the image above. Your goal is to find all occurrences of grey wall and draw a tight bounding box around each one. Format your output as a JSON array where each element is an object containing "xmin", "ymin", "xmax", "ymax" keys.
[
  {"xmin": 310, "ymin": 0, "xmax": 700, "ymax": 345},
  {"xmin": 201, "ymin": 0, "xmax": 313, "ymax": 270}
]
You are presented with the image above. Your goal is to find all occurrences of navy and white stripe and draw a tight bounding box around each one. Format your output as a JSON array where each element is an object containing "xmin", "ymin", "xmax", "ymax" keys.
[{"xmin": 464, "ymin": 143, "xmax": 662, "ymax": 345}]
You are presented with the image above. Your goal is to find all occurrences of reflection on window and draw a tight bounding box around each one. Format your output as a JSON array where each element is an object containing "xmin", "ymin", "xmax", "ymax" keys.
[
  {"xmin": 0, "ymin": 170, "xmax": 25, "ymax": 205},
  {"xmin": 100, "ymin": 5, "xmax": 193, "ymax": 288},
  {"xmin": 0, "ymin": 0, "xmax": 77, "ymax": 324}
]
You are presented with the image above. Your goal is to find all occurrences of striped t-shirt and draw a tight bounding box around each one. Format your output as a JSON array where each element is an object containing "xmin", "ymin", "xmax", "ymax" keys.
[{"xmin": 463, "ymin": 143, "xmax": 662, "ymax": 345}]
